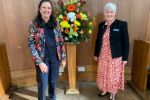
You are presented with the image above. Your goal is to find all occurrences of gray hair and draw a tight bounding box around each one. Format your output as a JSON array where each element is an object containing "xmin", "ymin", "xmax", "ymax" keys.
[{"xmin": 104, "ymin": 3, "xmax": 116, "ymax": 12}]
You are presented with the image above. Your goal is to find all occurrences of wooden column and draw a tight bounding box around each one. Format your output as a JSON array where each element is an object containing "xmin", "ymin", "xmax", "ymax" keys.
[
  {"xmin": 0, "ymin": 43, "xmax": 16, "ymax": 100},
  {"xmin": 65, "ymin": 42, "xmax": 80, "ymax": 94}
]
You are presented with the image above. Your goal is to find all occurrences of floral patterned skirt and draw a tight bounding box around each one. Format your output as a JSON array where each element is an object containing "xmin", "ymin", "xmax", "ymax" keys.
[{"xmin": 97, "ymin": 50, "xmax": 124, "ymax": 93}]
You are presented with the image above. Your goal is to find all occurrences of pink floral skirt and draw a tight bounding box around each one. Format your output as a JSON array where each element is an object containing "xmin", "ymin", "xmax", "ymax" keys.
[{"xmin": 97, "ymin": 54, "xmax": 124, "ymax": 93}]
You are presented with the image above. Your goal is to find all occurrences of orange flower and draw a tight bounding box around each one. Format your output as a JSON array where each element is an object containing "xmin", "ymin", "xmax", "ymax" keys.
[
  {"xmin": 92, "ymin": 17, "xmax": 95, "ymax": 24},
  {"xmin": 65, "ymin": 30, "xmax": 69, "ymax": 34},
  {"xmin": 62, "ymin": 17, "xmax": 68, "ymax": 21},
  {"xmin": 68, "ymin": 4, "xmax": 75, "ymax": 12},
  {"xmin": 54, "ymin": 14, "xmax": 57, "ymax": 17},
  {"xmin": 73, "ymin": 28, "xmax": 77, "ymax": 32},
  {"xmin": 76, "ymin": 14, "xmax": 82, "ymax": 19},
  {"xmin": 87, "ymin": 10, "xmax": 90, "ymax": 16},
  {"xmin": 56, "ymin": 11, "xmax": 59, "ymax": 14},
  {"xmin": 80, "ymin": 30, "xmax": 84, "ymax": 34}
]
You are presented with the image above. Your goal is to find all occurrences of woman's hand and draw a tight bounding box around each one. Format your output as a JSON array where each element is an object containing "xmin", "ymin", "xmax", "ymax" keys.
[
  {"xmin": 39, "ymin": 63, "xmax": 48, "ymax": 73},
  {"xmin": 61, "ymin": 61, "xmax": 66, "ymax": 68},
  {"xmin": 122, "ymin": 61, "xmax": 127, "ymax": 66},
  {"xmin": 94, "ymin": 56, "xmax": 98, "ymax": 61}
]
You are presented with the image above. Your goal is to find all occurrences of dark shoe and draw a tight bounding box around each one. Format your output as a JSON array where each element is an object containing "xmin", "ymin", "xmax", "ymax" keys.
[{"xmin": 98, "ymin": 92, "xmax": 109, "ymax": 97}]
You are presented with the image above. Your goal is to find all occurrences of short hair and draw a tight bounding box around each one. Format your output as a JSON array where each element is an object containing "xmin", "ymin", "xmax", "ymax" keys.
[{"xmin": 104, "ymin": 3, "xmax": 116, "ymax": 12}]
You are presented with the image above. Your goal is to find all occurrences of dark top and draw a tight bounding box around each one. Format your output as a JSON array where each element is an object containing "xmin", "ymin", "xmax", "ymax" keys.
[
  {"xmin": 44, "ymin": 24, "xmax": 57, "ymax": 56},
  {"xmin": 94, "ymin": 19, "xmax": 129, "ymax": 61}
]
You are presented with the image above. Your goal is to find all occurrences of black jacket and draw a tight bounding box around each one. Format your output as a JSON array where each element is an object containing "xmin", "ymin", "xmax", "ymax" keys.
[{"xmin": 94, "ymin": 19, "xmax": 129, "ymax": 61}]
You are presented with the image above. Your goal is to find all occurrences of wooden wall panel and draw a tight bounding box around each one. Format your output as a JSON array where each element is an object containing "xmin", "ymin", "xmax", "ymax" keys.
[
  {"xmin": 3, "ymin": 0, "xmax": 26, "ymax": 70},
  {"xmin": 146, "ymin": 7, "xmax": 150, "ymax": 42},
  {"xmin": 19, "ymin": 0, "xmax": 36, "ymax": 69},
  {"xmin": 0, "ymin": 0, "xmax": 14, "ymax": 71},
  {"xmin": 76, "ymin": 0, "xmax": 92, "ymax": 65},
  {"xmin": 87, "ymin": 0, "xmax": 104, "ymax": 65}
]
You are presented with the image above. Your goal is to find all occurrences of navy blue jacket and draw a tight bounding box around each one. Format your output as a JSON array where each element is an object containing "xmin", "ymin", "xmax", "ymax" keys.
[{"xmin": 94, "ymin": 19, "xmax": 129, "ymax": 61}]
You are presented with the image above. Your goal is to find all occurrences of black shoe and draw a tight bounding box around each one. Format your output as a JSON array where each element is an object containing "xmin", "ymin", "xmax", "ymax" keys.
[{"xmin": 98, "ymin": 92, "xmax": 109, "ymax": 97}]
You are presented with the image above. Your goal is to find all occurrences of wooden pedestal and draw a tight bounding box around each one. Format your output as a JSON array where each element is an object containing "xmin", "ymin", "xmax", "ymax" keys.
[
  {"xmin": 0, "ymin": 43, "xmax": 16, "ymax": 99},
  {"xmin": 65, "ymin": 42, "xmax": 80, "ymax": 94}
]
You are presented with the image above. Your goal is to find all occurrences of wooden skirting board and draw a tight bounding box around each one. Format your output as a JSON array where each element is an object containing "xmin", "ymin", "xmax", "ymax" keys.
[{"xmin": 11, "ymin": 65, "xmax": 131, "ymax": 87}]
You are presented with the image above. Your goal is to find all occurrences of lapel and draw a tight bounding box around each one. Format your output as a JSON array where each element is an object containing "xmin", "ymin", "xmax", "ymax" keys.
[
  {"xmin": 38, "ymin": 27, "xmax": 45, "ymax": 42},
  {"xmin": 101, "ymin": 22, "xmax": 107, "ymax": 38},
  {"xmin": 53, "ymin": 28, "xmax": 59, "ymax": 46}
]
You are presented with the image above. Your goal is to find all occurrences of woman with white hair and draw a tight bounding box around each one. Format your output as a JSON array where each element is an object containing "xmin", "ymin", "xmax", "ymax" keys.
[{"xmin": 94, "ymin": 3, "xmax": 129, "ymax": 100}]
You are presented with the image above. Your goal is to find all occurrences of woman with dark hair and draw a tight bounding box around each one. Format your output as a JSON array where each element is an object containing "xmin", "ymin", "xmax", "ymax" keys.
[{"xmin": 28, "ymin": 0, "xmax": 66, "ymax": 100}]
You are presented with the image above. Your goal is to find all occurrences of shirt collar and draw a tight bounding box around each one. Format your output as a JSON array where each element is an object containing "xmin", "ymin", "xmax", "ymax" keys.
[{"xmin": 105, "ymin": 18, "xmax": 115, "ymax": 26}]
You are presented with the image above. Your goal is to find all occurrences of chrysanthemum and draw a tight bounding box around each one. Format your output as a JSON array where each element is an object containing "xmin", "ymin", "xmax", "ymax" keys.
[
  {"xmin": 62, "ymin": 17, "xmax": 68, "ymax": 21},
  {"xmin": 68, "ymin": 4, "xmax": 75, "ymax": 12}
]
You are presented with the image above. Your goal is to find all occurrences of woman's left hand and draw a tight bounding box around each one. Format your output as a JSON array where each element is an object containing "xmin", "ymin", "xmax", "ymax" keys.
[
  {"xmin": 61, "ymin": 61, "xmax": 66, "ymax": 68},
  {"xmin": 122, "ymin": 61, "xmax": 127, "ymax": 66}
]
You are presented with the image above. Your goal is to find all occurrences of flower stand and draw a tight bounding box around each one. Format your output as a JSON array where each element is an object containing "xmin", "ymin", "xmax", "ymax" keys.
[{"xmin": 65, "ymin": 42, "xmax": 80, "ymax": 94}]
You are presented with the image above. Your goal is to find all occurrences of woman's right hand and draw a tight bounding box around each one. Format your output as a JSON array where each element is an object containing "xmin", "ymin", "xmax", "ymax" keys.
[
  {"xmin": 39, "ymin": 63, "xmax": 48, "ymax": 73},
  {"xmin": 94, "ymin": 56, "xmax": 98, "ymax": 61}
]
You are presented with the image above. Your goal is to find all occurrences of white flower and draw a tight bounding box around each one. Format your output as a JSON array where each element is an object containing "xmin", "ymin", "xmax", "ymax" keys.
[
  {"xmin": 67, "ymin": 12, "xmax": 76, "ymax": 22},
  {"xmin": 65, "ymin": 37, "xmax": 69, "ymax": 40},
  {"xmin": 75, "ymin": 34, "xmax": 78, "ymax": 37}
]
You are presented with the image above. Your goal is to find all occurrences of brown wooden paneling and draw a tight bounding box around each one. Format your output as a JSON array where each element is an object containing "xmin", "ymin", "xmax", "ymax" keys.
[
  {"xmin": 0, "ymin": 0, "xmax": 14, "ymax": 71},
  {"xmin": 146, "ymin": 9, "xmax": 150, "ymax": 42},
  {"xmin": 10, "ymin": 69, "xmax": 36, "ymax": 79},
  {"xmin": 3, "ymin": 0, "xmax": 25, "ymax": 70},
  {"xmin": 11, "ymin": 65, "xmax": 131, "ymax": 87},
  {"xmin": 76, "ymin": 0, "xmax": 92, "ymax": 65},
  {"xmin": 19, "ymin": 0, "xmax": 36, "ymax": 69},
  {"xmin": 89, "ymin": 0, "xmax": 104, "ymax": 65}
]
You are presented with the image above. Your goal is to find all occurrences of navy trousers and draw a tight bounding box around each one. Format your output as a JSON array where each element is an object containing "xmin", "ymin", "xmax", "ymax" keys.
[{"xmin": 35, "ymin": 56, "xmax": 60, "ymax": 100}]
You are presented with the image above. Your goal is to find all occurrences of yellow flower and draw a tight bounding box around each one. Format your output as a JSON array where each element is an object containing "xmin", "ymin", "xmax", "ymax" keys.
[
  {"xmin": 70, "ymin": 1, "xmax": 74, "ymax": 4},
  {"xmin": 80, "ymin": 13, "xmax": 88, "ymax": 20},
  {"xmin": 56, "ymin": 17, "xmax": 60, "ymax": 22},
  {"xmin": 89, "ymin": 30, "xmax": 92, "ymax": 34},
  {"xmin": 70, "ymin": 0, "xmax": 77, "ymax": 4},
  {"xmin": 89, "ymin": 22, "xmax": 93, "ymax": 25},
  {"xmin": 66, "ymin": 2, "xmax": 70, "ymax": 5},
  {"xmin": 59, "ymin": 15, "xmax": 63, "ymax": 19},
  {"xmin": 74, "ymin": 0, "xmax": 77, "ymax": 2},
  {"xmin": 60, "ymin": 21, "xmax": 71, "ymax": 29},
  {"xmin": 74, "ymin": 20, "xmax": 81, "ymax": 26}
]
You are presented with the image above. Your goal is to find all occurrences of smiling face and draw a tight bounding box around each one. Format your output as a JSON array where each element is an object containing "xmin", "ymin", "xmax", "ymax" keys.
[
  {"xmin": 40, "ymin": 2, "xmax": 52, "ymax": 20},
  {"xmin": 104, "ymin": 8, "xmax": 115, "ymax": 21}
]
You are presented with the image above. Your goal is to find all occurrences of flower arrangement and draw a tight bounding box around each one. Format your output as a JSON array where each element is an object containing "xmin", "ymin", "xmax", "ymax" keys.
[{"xmin": 54, "ymin": 0, "xmax": 95, "ymax": 45}]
